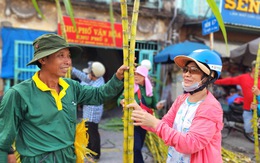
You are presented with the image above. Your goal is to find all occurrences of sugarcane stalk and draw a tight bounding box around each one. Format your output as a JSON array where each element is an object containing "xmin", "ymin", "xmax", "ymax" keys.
[
  {"xmin": 221, "ymin": 147, "xmax": 252, "ymax": 163},
  {"xmin": 253, "ymin": 43, "xmax": 260, "ymax": 163},
  {"xmin": 145, "ymin": 131, "xmax": 168, "ymax": 163},
  {"xmin": 120, "ymin": 0, "xmax": 140, "ymax": 162},
  {"xmin": 55, "ymin": 0, "xmax": 72, "ymax": 78},
  {"xmin": 109, "ymin": 1, "xmax": 116, "ymax": 47},
  {"xmin": 15, "ymin": 150, "xmax": 21, "ymax": 163},
  {"xmin": 120, "ymin": 0, "xmax": 130, "ymax": 162},
  {"xmin": 156, "ymin": 133, "xmax": 168, "ymax": 163},
  {"xmin": 65, "ymin": 67, "xmax": 71, "ymax": 78},
  {"xmin": 55, "ymin": 0, "xmax": 67, "ymax": 40},
  {"xmin": 149, "ymin": 132, "xmax": 160, "ymax": 162},
  {"xmin": 13, "ymin": 143, "xmax": 21, "ymax": 163},
  {"xmin": 127, "ymin": 1, "xmax": 140, "ymax": 162}
]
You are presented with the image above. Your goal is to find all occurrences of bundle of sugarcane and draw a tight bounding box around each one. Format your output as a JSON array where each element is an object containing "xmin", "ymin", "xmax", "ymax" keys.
[
  {"xmin": 74, "ymin": 119, "xmax": 96, "ymax": 163},
  {"xmin": 120, "ymin": 0, "xmax": 140, "ymax": 162},
  {"xmin": 14, "ymin": 146, "xmax": 21, "ymax": 163},
  {"xmin": 221, "ymin": 147, "xmax": 252, "ymax": 163},
  {"xmin": 145, "ymin": 131, "xmax": 168, "ymax": 163}
]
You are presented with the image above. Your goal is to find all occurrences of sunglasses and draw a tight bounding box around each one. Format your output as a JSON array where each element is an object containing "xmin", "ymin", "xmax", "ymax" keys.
[{"xmin": 182, "ymin": 66, "xmax": 202, "ymax": 75}]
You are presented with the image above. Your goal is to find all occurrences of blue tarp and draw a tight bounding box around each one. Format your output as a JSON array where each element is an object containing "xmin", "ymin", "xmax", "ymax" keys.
[
  {"xmin": 154, "ymin": 41, "xmax": 220, "ymax": 63},
  {"xmin": 1, "ymin": 27, "xmax": 50, "ymax": 79}
]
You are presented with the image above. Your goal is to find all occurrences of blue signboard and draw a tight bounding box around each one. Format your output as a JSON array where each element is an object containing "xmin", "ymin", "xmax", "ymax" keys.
[
  {"xmin": 202, "ymin": 17, "xmax": 219, "ymax": 36},
  {"xmin": 221, "ymin": 0, "xmax": 260, "ymax": 28}
]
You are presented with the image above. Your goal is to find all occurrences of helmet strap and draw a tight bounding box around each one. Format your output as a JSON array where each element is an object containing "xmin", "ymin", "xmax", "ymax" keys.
[{"xmin": 185, "ymin": 70, "xmax": 217, "ymax": 95}]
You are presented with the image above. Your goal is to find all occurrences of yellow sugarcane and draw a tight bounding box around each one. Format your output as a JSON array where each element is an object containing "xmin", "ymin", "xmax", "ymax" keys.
[
  {"xmin": 55, "ymin": 0, "xmax": 67, "ymax": 40},
  {"xmin": 253, "ymin": 43, "xmax": 260, "ymax": 163},
  {"xmin": 120, "ymin": 0, "xmax": 130, "ymax": 162},
  {"xmin": 65, "ymin": 67, "xmax": 71, "ymax": 78},
  {"xmin": 127, "ymin": 1, "xmax": 140, "ymax": 162},
  {"xmin": 148, "ymin": 131, "xmax": 161, "ymax": 162},
  {"xmin": 145, "ymin": 130, "xmax": 168, "ymax": 163},
  {"xmin": 109, "ymin": 1, "xmax": 116, "ymax": 47},
  {"xmin": 221, "ymin": 147, "xmax": 251, "ymax": 163},
  {"xmin": 13, "ymin": 143, "xmax": 21, "ymax": 163},
  {"xmin": 156, "ymin": 133, "xmax": 168, "ymax": 162}
]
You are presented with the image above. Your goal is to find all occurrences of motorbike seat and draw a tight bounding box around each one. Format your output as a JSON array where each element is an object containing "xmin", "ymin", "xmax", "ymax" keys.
[{"xmin": 229, "ymin": 103, "xmax": 243, "ymax": 115}]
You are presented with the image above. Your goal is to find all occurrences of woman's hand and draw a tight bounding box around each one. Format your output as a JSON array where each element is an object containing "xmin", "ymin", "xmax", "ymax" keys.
[
  {"xmin": 251, "ymin": 102, "xmax": 257, "ymax": 110},
  {"xmin": 156, "ymin": 100, "xmax": 166, "ymax": 110},
  {"xmin": 252, "ymin": 85, "xmax": 260, "ymax": 96},
  {"xmin": 127, "ymin": 102, "xmax": 160, "ymax": 129}
]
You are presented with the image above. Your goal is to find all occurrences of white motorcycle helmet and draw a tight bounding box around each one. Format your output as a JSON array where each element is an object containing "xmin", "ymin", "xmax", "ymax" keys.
[
  {"xmin": 83, "ymin": 61, "xmax": 106, "ymax": 78},
  {"xmin": 141, "ymin": 59, "xmax": 152, "ymax": 71}
]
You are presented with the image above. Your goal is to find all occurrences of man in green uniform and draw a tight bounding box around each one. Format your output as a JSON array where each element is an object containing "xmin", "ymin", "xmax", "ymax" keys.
[{"xmin": 0, "ymin": 34, "xmax": 127, "ymax": 162}]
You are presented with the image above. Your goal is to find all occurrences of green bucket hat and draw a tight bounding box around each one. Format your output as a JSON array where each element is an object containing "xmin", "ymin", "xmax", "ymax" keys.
[{"xmin": 27, "ymin": 33, "xmax": 82, "ymax": 66}]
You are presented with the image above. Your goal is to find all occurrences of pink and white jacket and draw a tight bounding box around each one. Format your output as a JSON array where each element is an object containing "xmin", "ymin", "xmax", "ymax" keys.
[{"xmin": 144, "ymin": 91, "xmax": 223, "ymax": 163}]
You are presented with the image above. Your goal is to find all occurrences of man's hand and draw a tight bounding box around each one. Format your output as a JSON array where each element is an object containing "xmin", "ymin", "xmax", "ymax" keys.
[
  {"xmin": 119, "ymin": 99, "xmax": 125, "ymax": 107},
  {"xmin": 116, "ymin": 65, "xmax": 129, "ymax": 80},
  {"xmin": 8, "ymin": 154, "xmax": 16, "ymax": 163}
]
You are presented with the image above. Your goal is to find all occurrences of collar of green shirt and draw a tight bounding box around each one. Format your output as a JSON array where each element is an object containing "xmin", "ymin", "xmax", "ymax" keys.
[{"xmin": 32, "ymin": 71, "xmax": 69, "ymax": 110}]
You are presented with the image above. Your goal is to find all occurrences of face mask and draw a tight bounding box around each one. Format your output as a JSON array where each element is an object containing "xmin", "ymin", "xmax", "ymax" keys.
[{"xmin": 181, "ymin": 81, "xmax": 200, "ymax": 92}]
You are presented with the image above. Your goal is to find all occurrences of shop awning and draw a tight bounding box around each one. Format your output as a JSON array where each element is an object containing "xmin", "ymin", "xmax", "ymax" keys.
[
  {"xmin": 230, "ymin": 37, "xmax": 260, "ymax": 67},
  {"xmin": 154, "ymin": 41, "xmax": 220, "ymax": 63}
]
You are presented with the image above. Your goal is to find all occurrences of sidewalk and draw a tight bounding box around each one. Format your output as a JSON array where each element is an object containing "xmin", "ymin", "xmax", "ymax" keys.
[
  {"xmin": 98, "ymin": 129, "xmax": 123, "ymax": 163},
  {"xmin": 97, "ymin": 108, "xmax": 154, "ymax": 163}
]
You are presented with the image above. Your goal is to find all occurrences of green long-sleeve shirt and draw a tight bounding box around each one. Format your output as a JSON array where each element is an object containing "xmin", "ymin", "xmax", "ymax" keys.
[
  {"xmin": 0, "ymin": 72, "xmax": 123, "ymax": 162},
  {"xmin": 117, "ymin": 85, "xmax": 158, "ymax": 109}
]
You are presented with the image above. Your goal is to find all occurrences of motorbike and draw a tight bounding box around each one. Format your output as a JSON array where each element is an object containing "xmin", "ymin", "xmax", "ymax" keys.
[{"xmin": 222, "ymin": 101, "xmax": 260, "ymax": 143}]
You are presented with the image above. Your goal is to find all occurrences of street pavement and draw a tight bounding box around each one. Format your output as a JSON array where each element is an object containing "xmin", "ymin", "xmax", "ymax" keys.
[
  {"xmin": 98, "ymin": 129, "xmax": 123, "ymax": 163},
  {"xmin": 97, "ymin": 108, "xmax": 154, "ymax": 163},
  {"xmin": 221, "ymin": 128, "xmax": 256, "ymax": 162},
  {"xmin": 96, "ymin": 108, "xmax": 257, "ymax": 163}
]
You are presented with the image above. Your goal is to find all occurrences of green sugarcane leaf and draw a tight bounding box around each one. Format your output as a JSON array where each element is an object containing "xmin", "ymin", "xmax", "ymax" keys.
[
  {"xmin": 55, "ymin": 0, "xmax": 67, "ymax": 38},
  {"xmin": 63, "ymin": 0, "xmax": 77, "ymax": 33},
  {"xmin": 206, "ymin": 0, "xmax": 229, "ymax": 55},
  {"xmin": 31, "ymin": 0, "xmax": 45, "ymax": 19},
  {"xmin": 110, "ymin": 0, "xmax": 116, "ymax": 47}
]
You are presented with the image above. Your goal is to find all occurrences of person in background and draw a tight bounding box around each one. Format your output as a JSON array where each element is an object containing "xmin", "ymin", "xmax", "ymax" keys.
[
  {"xmin": 214, "ymin": 60, "xmax": 260, "ymax": 139},
  {"xmin": 71, "ymin": 61, "xmax": 106, "ymax": 161},
  {"xmin": 140, "ymin": 59, "xmax": 155, "ymax": 87},
  {"xmin": 128, "ymin": 49, "xmax": 223, "ymax": 163},
  {"xmin": 117, "ymin": 65, "xmax": 164, "ymax": 163},
  {"xmin": 160, "ymin": 72, "xmax": 173, "ymax": 115},
  {"xmin": 226, "ymin": 87, "xmax": 243, "ymax": 105},
  {"xmin": 140, "ymin": 59, "xmax": 152, "ymax": 71},
  {"xmin": 0, "ymin": 33, "xmax": 128, "ymax": 163}
]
